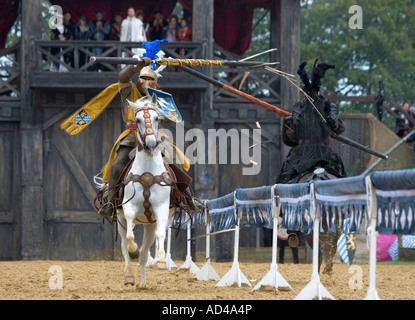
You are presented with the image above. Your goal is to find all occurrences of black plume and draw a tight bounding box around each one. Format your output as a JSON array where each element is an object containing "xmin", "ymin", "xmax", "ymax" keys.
[
  {"xmin": 297, "ymin": 60, "xmax": 335, "ymax": 96},
  {"xmin": 309, "ymin": 61, "xmax": 335, "ymax": 95},
  {"xmin": 297, "ymin": 61, "xmax": 311, "ymax": 92}
]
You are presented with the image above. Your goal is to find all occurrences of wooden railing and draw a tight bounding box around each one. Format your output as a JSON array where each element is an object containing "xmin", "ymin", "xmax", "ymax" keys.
[
  {"xmin": 0, "ymin": 40, "xmax": 280, "ymax": 105},
  {"xmin": 0, "ymin": 42, "xmax": 21, "ymax": 99},
  {"xmin": 212, "ymin": 43, "xmax": 280, "ymax": 103},
  {"xmin": 34, "ymin": 40, "xmax": 206, "ymax": 72}
]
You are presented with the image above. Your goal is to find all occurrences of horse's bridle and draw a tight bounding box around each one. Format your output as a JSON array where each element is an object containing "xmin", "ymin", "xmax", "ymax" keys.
[{"xmin": 134, "ymin": 104, "xmax": 159, "ymax": 147}]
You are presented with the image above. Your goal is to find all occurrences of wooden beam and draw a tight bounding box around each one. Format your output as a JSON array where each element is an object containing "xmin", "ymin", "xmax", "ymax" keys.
[
  {"xmin": 45, "ymin": 211, "xmax": 100, "ymax": 224},
  {"xmin": 20, "ymin": 0, "xmax": 43, "ymax": 260},
  {"xmin": 30, "ymin": 71, "xmax": 207, "ymax": 90},
  {"xmin": 327, "ymin": 95, "xmax": 376, "ymax": 103}
]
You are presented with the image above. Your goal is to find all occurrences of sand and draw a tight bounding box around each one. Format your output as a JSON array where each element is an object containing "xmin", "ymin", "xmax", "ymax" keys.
[{"xmin": 0, "ymin": 260, "xmax": 414, "ymax": 301}]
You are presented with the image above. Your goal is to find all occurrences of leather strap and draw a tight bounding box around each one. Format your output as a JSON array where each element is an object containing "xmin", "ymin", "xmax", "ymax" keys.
[{"xmin": 123, "ymin": 171, "xmax": 173, "ymax": 223}]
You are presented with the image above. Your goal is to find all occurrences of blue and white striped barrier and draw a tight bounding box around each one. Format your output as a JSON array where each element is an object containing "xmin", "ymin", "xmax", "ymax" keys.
[{"xmin": 167, "ymin": 169, "xmax": 415, "ymax": 299}]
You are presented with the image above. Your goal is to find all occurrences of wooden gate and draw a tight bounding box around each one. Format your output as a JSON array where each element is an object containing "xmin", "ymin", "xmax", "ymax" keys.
[
  {"xmin": 41, "ymin": 90, "xmax": 121, "ymax": 260},
  {"xmin": 0, "ymin": 122, "xmax": 21, "ymax": 260},
  {"xmin": 40, "ymin": 88, "xmax": 200, "ymax": 260}
]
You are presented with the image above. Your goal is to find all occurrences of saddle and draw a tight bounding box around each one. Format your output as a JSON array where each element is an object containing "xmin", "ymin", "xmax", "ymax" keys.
[
  {"xmin": 110, "ymin": 157, "xmax": 192, "ymax": 214},
  {"xmin": 94, "ymin": 147, "xmax": 194, "ymax": 224}
]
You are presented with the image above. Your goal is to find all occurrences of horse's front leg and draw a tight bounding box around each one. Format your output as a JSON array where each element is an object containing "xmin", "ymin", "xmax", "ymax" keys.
[
  {"xmin": 154, "ymin": 203, "xmax": 170, "ymax": 269},
  {"xmin": 139, "ymin": 223, "xmax": 157, "ymax": 288},
  {"xmin": 323, "ymin": 231, "xmax": 340, "ymax": 275},
  {"xmin": 122, "ymin": 205, "xmax": 139, "ymax": 259},
  {"xmin": 117, "ymin": 213, "xmax": 135, "ymax": 286}
]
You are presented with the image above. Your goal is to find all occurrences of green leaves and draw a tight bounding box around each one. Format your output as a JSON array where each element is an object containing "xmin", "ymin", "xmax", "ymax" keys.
[{"xmin": 301, "ymin": 0, "xmax": 415, "ymax": 107}]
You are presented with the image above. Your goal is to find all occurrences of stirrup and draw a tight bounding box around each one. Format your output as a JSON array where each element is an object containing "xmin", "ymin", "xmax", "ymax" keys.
[
  {"xmin": 188, "ymin": 197, "xmax": 204, "ymax": 213},
  {"xmin": 98, "ymin": 202, "xmax": 116, "ymax": 219}
]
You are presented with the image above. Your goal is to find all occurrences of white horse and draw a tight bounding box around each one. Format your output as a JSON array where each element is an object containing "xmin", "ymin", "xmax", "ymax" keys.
[{"xmin": 117, "ymin": 94, "xmax": 173, "ymax": 288}]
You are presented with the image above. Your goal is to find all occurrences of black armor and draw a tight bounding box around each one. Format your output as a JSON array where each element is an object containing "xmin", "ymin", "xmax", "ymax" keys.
[{"xmin": 277, "ymin": 60, "xmax": 346, "ymax": 184}]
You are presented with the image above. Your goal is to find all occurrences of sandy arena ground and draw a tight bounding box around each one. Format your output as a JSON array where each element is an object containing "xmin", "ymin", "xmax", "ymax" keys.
[{"xmin": 0, "ymin": 260, "xmax": 414, "ymax": 300}]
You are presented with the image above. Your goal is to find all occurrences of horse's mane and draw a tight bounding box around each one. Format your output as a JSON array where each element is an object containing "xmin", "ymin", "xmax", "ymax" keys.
[{"xmin": 127, "ymin": 94, "xmax": 158, "ymax": 114}]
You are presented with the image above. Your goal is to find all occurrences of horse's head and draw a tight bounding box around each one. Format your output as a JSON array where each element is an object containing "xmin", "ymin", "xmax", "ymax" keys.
[{"xmin": 127, "ymin": 94, "xmax": 161, "ymax": 157}]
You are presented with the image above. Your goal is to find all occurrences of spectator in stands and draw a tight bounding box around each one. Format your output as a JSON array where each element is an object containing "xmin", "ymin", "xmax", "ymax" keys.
[
  {"xmin": 121, "ymin": 7, "xmax": 147, "ymax": 44},
  {"xmin": 135, "ymin": 10, "xmax": 145, "ymax": 22},
  {"xmin": 403, "ymin": 130, "xmax": 415, "ymax": 152},
  {"xmin": 89, "ymin": 10, "xmax": 110, "ymax": 41},
  {"xmin": 165, "ymin": 14, "xmax": 179, "ymax": 43},
  {"xmin": 63, "ymin": 11, "xmax": 75, "ymax": 40},
  {"xmin": 89, "ymin": 10, "xmax": 110, "ymax": 71},
  {"xmin": 75, "ymin": 16, "xmax": 91, "ymax": 40},
  {"xmin": 402, "ymin": 103, "xmax": 415, "ymax": 152},
  {"xmin": 135, "ymin": 10, "xmax": 149, "ymax": 40},
  {"xmin": 110, "ymin": 12, "xmax": 123, "ymax": 41},
  {"xmin": 120, "ymin": 7, "xmax": 147, "ymax": 62},
  {"xmin": 177, "ymin": 17, "xmax": 192, "ymax": 57},
  {"xmin": 50, "ymin": 11, "xmax": 74, "ymax": 72},
  {"xmin": 148, "ymin": 9, "xmax": 168, "ymax": 41},
  {"xmin": 74, "ymin": 16, "xmax": 91, "ymax": 69},
  {"xmin": 393, "ymin": 103, "xmax": 413, "ymax": 138}
]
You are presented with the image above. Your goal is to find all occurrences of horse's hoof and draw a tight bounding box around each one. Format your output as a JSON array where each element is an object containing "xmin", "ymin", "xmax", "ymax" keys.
[
  {"xmin": 157, "ymin": 261, "xmax": 167, "ymax": 269},
  {"xmin": 138, "ymin": 283, "xmax": 148, "ymax": 289},
  {"xmin": 323, "ymin": 266, "xmax": 333, "ymax": 275},
  {"xmin": 128, "ymin": 249, "xmax": 139, "ymax": 260},
  {"xmin": 124, "ymin": 276, "xmax": 135, "ymax": 286}
]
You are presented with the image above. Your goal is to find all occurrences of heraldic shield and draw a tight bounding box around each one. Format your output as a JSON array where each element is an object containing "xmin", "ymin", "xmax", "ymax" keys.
[{"xmin": 147, "ymin": 88, "xmax": 182, "ymax": 123}]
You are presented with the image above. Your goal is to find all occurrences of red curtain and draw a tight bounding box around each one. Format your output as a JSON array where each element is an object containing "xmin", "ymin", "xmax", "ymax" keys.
[
  {"xmin": 0, "ymin": 0, "xmax": 19, "ymax": 50},
  {"xmin": 214, "ymin": 0, "xmax": 280, "ymax": 56},
  {"xmin": 0, "ymin": 0, "xmax": 280, "ymax": 55},
  {"xmin": 177, "ymin": 0, "xmax": 193, "ymax": 14}
]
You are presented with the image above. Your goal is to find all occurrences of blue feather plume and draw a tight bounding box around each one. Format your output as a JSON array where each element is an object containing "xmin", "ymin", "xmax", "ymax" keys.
[{"xmin": 142, "ymin": 40, "xmax": 168, "ymax": 70}]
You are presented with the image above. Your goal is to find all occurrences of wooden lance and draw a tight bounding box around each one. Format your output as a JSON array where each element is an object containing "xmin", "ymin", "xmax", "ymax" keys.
[
  {"xmin": 90, "ymin": 56, "xmax": 278, "ymax": 68},
  {"xmin": 176, "ymin": 65, "xmax": 388, "ymax": 160},
  {"xmin": 89, "ymin": 57, "xmax": 388, "ymax": 160}
]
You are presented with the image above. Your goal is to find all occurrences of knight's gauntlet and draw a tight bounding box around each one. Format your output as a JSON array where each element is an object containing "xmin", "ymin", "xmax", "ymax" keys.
[{"xmin": 118, "ymin": 57, "xmax": 152, "ymax": 84}]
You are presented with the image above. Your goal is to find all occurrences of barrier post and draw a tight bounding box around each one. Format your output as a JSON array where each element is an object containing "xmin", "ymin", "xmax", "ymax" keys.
[
  {"xmin": 178, "ymin": 217, "xmax": 200, "ymax": 274},
  {"xmin": 216, "ymin": 192, "xmax": 251, "ymax": 287},
  {"xmin": 196, "ymin": 202, "xmax": 221, "ymax": 281},
  {"xmin": 295, "ymin": 183, "xmax": 334, "ymax": 300},
  {"xmin": 364, "ymin": 175, "xmax": 381, "ymax": 300},
  {"xmin": 252, "ymin": 185, "xmax": 292, "ymax": 292}
]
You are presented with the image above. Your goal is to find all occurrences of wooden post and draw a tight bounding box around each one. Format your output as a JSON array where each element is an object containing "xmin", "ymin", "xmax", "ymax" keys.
[
  {"xmin": 279, "ymin": 0, "xmax": 301, "ymax": 162},
  {"xmin": 192, "ymin": 0, "xmax": 214, "ymax": 111},
  {"xmin": 192, "ymin": 0, "xmax": 218, "ymax": 228},
  {"xmin": 279, "ymin": 0, "xmax": 301, "ymax": 110},
  {"xmin": 270, "ymin": 6, "xmax": 280, "ymax": 68},
  {"xmin": 20, "ymin": 0, "xmax": 43, "ymax": 259}
]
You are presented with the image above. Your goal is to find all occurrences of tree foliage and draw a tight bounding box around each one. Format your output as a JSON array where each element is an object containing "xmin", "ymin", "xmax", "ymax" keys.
[
  {"xmin": 6, "ymin": 0, "xmax": 52, "ymax": 47},
  {"xmin": 244, "ymin": 8, "xmax": 271, "ymax": 62},
  {"xmin": 301, "ymin": 0, "xmax": 415, "ymax": 109}
]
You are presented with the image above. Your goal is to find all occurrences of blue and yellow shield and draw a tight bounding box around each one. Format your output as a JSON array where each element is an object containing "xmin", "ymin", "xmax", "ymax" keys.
[{"xmin": 147, "ymin": 88, "xmax": 182, "ymax": 123}]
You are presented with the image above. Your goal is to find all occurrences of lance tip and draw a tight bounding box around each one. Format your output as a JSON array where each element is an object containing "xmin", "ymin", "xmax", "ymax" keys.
[{"xmin": 90, "ymin": 57, "xmax": 97, "ymax": 63}]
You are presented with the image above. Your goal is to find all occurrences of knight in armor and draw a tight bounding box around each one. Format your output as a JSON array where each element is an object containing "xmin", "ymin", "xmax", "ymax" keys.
[
  {"xmin": 98, "ymin": 58, "xmax": 198, "ymax": 218},
  {"xmin": 276, "ymin": 60, "xmax": 347, "ymax": 184}
]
